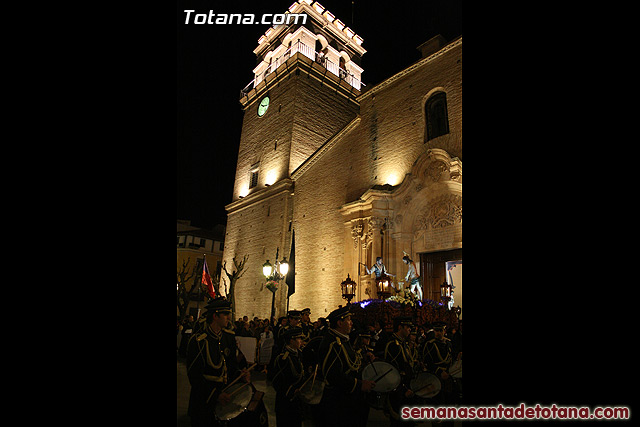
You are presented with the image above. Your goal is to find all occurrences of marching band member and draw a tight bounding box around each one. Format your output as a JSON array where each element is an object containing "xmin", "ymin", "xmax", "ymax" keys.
[
  {"xmin": 269, "ymin": 310, "xmax": 302, "ymax": 380},
  {"xmin": 277, "ymin": 310, "xmax": 302, "ymax": 341},
  {"xmin": 353, "ymin": 330, "xmax": 376, "ymax": 363},
  {"xmin": 422, "ymin": 321, "xmax": 459, "ymax": 412},
  {"xmin": 186, "ymin": 297, "xmax": 250, "ymax": 427},
  {"xmin": 272, "ymin": 326, "xmax": 306, "ymax": 427},
  {"xmin": 318, "ymin": 306, "xmax": 376, "ymax": 426},
  {"xmin": 300, "ymin": 307, "xmax": 312, "ymax": 347},
  {"xmin": 422, "ymin": 321, "xmax": 452, "ymax": 381},
  {"xmin": 384, "ymin": 316, "xmax": 418, "ymax": 426}
]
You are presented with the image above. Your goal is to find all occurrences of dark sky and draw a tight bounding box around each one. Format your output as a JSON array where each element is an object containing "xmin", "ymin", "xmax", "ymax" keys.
[{"xmin": 177, "ymin": 0, "xmax": 462, "ymax": 229}]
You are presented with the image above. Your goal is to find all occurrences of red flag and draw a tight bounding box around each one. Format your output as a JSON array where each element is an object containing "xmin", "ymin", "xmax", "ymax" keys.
[{"xmin": 202, "ymin": 257, "xmax": 216, "ymax": 298}]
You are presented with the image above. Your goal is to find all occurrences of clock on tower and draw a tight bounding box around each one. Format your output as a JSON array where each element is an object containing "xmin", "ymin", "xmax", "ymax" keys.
[{"xmin": 257, "ymin": 96, "xmax": 270, "ymax": 117}]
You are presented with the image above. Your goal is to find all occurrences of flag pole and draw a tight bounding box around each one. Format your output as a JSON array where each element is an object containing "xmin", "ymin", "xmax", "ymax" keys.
[{"xmin": 198, "ymin": 255, "xmax": 204, "ymax": 316}]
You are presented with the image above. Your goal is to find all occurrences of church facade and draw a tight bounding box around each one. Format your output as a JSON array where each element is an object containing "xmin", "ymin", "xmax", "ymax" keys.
[{"xmin": 223, "ymin": 0, "xmax": 462, "ymax": 320}]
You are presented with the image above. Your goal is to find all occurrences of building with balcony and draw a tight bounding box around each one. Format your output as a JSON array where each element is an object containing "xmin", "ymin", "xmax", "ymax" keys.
[{"xmin": 222, "ymin": 0, "xmax": 462, "ymax": 320}]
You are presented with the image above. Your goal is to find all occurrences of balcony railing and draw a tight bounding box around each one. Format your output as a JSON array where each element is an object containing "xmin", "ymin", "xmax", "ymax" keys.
[{"xmin": 240, "ymin": 40, "xmax": 364, "ymax": 98}]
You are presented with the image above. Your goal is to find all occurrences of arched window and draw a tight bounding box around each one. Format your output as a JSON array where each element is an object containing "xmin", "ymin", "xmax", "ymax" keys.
[{"xmin": 425, "ymin": 91, "xmax": 449, "ymax": 141}]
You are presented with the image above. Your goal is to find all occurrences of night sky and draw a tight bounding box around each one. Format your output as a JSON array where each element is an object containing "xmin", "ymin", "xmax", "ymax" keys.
[{"xmin": 177, "ymin": 0, "xmax": 462, "ymax": 229}]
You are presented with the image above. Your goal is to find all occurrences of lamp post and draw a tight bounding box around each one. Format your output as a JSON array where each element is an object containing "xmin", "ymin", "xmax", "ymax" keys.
[
  {"xmin": 376, "ymin": 273, "xmax": 392, "ymax": 300},
  {"xmin": 440, "ymin": 281, "xmax": 452, "ymax": 308},
  {"xmin": 340, "ymin": 274, "xmax": 357, "ymax": 305},
  {"xmin": 262, "ymin": 247, "xmax": 289, "ymax": 319}
]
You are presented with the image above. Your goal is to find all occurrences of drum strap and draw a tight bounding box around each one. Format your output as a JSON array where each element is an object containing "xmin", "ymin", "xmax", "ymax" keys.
[
  {"xmin": 204, "ymin": 339, "xmax": 226, "ymax": 370},
  {"xmin": 385, "ymin": 335, "xmax": 414, "ymax": 369},
  {"xmin": 427, "ymin": 341, "xmax": 451, "ymax": 365},
  {"xmin": 188, "ymin": 336, "xmax": 228, "ymax": 383},
  {"xmin": 203, "ymin": 374, "xmax": 226, "ymax": 382},
  {"xmin": 206, "ymin": 387, "xmax": 217, "ymax": 404}
]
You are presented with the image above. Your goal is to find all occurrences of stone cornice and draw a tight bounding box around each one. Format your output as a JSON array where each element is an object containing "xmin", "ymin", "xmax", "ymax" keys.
[
  {"xmin": 225, "ymin": 178, "xmax": 294, "ymax": 214},
  {"xmin": 253, "ymin": 2, "xmax": 366, "ymax": 58},
  {"xmin": 358, "ymin": 37, "xmax": 461, "ymax": 101},
  {"xmin": 240, "ymin": 52, "xmax": 361, "ymax": 108}
]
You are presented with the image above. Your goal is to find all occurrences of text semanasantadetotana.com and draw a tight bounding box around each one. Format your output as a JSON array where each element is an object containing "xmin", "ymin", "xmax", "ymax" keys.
[{"xmin": 401, "ymin": 403, "xmax": 630, "ymax": 420}]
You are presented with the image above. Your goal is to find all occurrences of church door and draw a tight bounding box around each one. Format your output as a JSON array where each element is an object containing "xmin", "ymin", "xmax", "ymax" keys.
[{"xmin": 420, "ymin": 249, "xmax": 462, "ymax": 302}]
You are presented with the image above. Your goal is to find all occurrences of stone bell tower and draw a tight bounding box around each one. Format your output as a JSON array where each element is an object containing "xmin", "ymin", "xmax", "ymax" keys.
[{"xmin": 223, "ymin": 0, "xmax": 367, "ymax": 318}]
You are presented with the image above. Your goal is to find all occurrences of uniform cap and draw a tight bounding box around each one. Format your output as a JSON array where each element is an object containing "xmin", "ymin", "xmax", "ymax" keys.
[
  {"xmin": 327, "ymin": 306, "xmax": 352, "ymax": 322},
  {"xmin": 432, "ymin": 321, "xmax": 447, "ymax": 330},
  {"xmin": 282, "ymin": 326, "xmax": 305, "ymax": 341},
  {"xmin": 204, "ymin": 297, "xmax": 232, "ymax": 314},
  {"xmin": 287, "ymin": 310, "xmax": 302, "ymax": 319}
]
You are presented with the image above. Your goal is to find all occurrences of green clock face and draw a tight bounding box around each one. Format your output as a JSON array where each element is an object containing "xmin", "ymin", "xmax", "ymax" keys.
[{"xmin": 257, "ymin": 96, "xmax": 270, "ymax": 117}]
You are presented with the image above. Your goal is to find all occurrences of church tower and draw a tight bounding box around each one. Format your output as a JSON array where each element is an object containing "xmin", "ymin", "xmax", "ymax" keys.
[{"xmin": 224, "ymin": 1, "xmax": 366, "ymax": 318}]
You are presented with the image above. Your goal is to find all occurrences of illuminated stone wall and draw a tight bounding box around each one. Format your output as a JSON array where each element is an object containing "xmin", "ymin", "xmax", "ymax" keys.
[{"xmin": 225, "ymin": 37, "xmax": 462, "ymax": 320}]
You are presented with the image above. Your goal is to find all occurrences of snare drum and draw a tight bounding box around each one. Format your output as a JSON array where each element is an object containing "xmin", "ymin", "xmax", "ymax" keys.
[
  {"xmin": 361, "ymin": 361, "xmax": 401, "ymax": 409},
  {"xmin": 410, "ymin": 372, "xmax": 441, "ymax": 399},
  {"xmin": 449, "ymin": 359, "xmax": 462, "ymax": 378},
  {"xmin": 298, "ymin": 377, "xmax": 325, "ymax": 405},
  {"xmin": 361, "ymin": 361, "xmax": 401, "ymax": 393},
  {"xmin": 214, "ymin": 382, "xmax": 253, "ymax": 421}
]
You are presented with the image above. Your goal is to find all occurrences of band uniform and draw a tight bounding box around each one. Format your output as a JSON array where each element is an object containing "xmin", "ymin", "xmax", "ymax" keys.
[
  {"xmin": 186, "ymin": 298, "xmax": 246, "ymax": 427},
  {"xmin": 272, "ymin": 326, "xmax": 306, "ymax": 427}
]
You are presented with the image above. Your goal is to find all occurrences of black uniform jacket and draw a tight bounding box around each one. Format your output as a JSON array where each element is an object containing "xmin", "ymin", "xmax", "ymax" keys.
[
  {"xmin": 186, "ymin": 325, "xmax": 241, "ymax": 416},
  {"xmin": 422, "ymin": 336, "xmax": 452, "ymax": 376},
  {"xmin": 272, "ymin": 346, "xmax": 305, "ymax": 399},
  {"xmin": 383, "ymin": 333, "xmax": 415, "ymax": 392},
  {"xmin": 318, "ymin": 328, "xmax": 363, "ymax": 394}
]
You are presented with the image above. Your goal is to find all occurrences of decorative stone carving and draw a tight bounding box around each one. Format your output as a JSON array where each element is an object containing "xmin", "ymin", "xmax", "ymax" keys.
[
  {"xmin": 363, "ymin": 217, "xmax": 383, "ymax": 249},
  {"xmin": 414, "ymin": 214, "xmax": 429, "ymax": 232},
  {"xmin": 412, "ymin": 194, "xmax": 462, "ymax": 232},
  {"xmin": 426, "ymin": 160, "xmax": 448, "ymax": 181},
  {"xmin": 429, "ymin": 194, "xmax": 462, "ymax": 228},
  {"xmin": 351, "ymin": 220, "xmax": 363, "ymax": 249}
]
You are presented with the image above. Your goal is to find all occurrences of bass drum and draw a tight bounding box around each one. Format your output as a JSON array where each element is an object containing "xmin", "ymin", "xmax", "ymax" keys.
[
  {"xmin": 215, "ymin": 382, "xmax": 253, "ymax": 421},
  {"xmin": 410, "ymin": 372, "xmax": 441, "ymax": 399}
]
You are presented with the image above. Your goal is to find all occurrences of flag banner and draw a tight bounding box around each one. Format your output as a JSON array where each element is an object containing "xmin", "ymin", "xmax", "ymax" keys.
[
  {"xmin": 286, "ymin": 230, "xmax": 295, "ymax": 297},
  {"xmin": 202, "ymin": 257, "xmax": 216, "ymax": 298}
]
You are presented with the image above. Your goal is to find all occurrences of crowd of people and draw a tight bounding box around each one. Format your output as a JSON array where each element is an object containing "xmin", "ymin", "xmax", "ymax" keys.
[{"xmin": 178, "ymin": 297, "xmax": 463, "ymax": 427}]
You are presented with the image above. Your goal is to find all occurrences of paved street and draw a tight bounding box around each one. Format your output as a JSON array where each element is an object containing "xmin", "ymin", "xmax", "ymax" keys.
[{"xmin": 178, "ymin": 354, "xmax": 460, "ymax": 426}]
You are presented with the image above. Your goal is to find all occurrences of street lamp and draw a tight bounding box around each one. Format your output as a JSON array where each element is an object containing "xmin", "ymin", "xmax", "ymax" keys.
[
  {"xmin": 376, "ymin": 273, "xmax": 392, "ymax": 300},
  {"xmin": 263, "ymin": 260, "xmax": 273, "ymax": 277},
  {"xmin": 440, "ymin": 281, "xmax": 452, "ymax": 307},
  {"xmin": 263, "ymin": 248, "xmax": 289, "ymax": 318},
  {"xmin": 340, "ymin": 274, "xmax": 357, "ymax": 304}
]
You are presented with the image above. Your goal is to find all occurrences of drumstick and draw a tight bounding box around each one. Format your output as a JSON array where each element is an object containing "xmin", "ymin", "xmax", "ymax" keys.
[
  {"xmin": 221, "ymin": 362, "xmax": 257, "ymax": 393},
  {"xmin": 297, "ymin": 368, "xmax": 317, "ymax": 391},
  {"xmin": 372, "ymin": 368, "xmax": 393, "ymax": 383},
  {"xmin": 413, "ymin": 382, "xmax": 435, "ymax": 394},
  {"xmin": 228, "ymin": 381, "xmax": 250, "ymax": 397},
  {"xmin": 289, "ymin": 365, "xmax": 318, "ymax": 402},
  {"xmin": 310, "ymin": 364, "xmax": 318, "ymax": 389}
]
